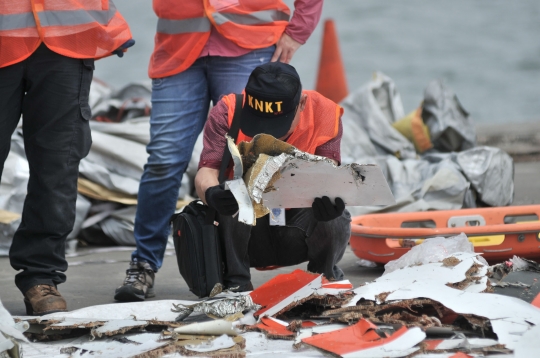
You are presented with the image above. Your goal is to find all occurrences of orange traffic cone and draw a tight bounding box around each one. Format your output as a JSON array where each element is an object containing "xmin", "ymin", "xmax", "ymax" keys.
[{"xmin": 315, "ymin": 19, "xmax": 348, "ymax": 103}]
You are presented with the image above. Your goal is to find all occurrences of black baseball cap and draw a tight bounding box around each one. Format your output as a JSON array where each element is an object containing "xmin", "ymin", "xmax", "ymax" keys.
[{"xmin": 240, "ymin": 62, "xmax": 302, "ymax": 138}]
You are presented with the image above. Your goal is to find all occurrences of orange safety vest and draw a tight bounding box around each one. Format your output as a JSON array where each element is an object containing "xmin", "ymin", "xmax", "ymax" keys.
[
  {"xmin": 149, "ymin": 0, "xmax": 290, "ymax": 79},
  {"xmin": 0, "ymin": 1, "xmax": 132, "ymax": 68},
  {"xmin": 224, "ymin": 90, "xmax": 343, "ymax": 154}
]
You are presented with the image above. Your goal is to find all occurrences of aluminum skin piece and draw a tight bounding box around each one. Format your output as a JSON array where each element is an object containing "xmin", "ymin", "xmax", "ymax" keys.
[{"xmin": 172, "ymin": 294, "xmax": 261, "ymax": 321}]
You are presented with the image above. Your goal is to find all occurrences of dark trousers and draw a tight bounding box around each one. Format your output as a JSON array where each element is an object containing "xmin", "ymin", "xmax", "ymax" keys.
[
  {"xmin": 0, "ymin": 44, "xmax": 93, "ymax": 294},
  {"xmin": 219, "ymin": 208, "xmax": 351, "ymax": 288}
]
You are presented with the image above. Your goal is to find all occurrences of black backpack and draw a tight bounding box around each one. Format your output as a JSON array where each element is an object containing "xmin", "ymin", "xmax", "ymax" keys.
[{"xmin": 171, "ymin": 94, "xmax": 242, "ymax": 298}]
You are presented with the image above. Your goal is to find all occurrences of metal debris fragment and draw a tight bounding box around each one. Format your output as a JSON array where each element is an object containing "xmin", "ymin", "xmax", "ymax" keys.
[
  {"xmin": 172, "ymin": 295, "xmax": 261, "ymax": 322},
  {"xmin": 173, "ymin": 320, "xmax": 238, "ymax": 336}
]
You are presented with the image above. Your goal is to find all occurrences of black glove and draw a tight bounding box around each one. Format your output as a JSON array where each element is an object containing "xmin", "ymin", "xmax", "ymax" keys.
[
  {"xmin": 112, "ymin": 39, "xmax": 135, "ymax": 57},
  {"xmin": 205, "ymin": 183, "xmax": 239, "ymax": 216},
  {"xmin": 312, "ymin": 196, "xmax": 345, "ymax": 222}
]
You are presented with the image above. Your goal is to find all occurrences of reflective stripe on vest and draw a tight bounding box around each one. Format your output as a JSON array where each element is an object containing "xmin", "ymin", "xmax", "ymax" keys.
[
  {"xmin": 0, "ymin": 7, "xmax": 116, "ymax": 30},
  {"xmin": 0, "ymin": 13, "xmax": 36, "ymax": 30},
  {"xmin": 212, "ymin": 9, "xmax": 289, "ymax": 26},
  {"xmin": 157, "ymin": 17, "xmax": 211, "ymax": 35},
  {"xmin": 39, "ymin": 7, "xmax": 117, "ymax": 27}
]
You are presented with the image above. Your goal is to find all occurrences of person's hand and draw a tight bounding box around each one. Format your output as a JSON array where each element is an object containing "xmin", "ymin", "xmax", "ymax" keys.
[
  {"xmin": 270, "ymin": 33, "xmax": 302, "ymax": 64},
  {"xmin": 312, "ymin": 196, "xmax": 345, "ymax": 222},
  {"xmin": 112, "ymin": 39, "xmax": 135, "ymax": 57},
  {"xmin": 205, "ymin": 183, "xmax": 239, "ymax": 216}
]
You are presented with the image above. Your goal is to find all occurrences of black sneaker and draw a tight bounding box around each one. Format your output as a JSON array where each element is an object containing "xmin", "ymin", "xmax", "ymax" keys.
[
  {"xmin": 226, "ymin": 282, "xmax": 254, "ymax": 293},
  {"xmin": 114, "ymin": 261, "xmax": 155, "ymax": 302}
]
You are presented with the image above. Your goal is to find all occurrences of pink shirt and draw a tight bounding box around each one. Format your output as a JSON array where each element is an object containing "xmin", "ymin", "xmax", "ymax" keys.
[
  {"xmin": 198, "ymin": 0, "xmax": 323, "ymax": 58},
  {"xmin": 198, "ymin": 96, "xmax": 343, "ymax": 170}
]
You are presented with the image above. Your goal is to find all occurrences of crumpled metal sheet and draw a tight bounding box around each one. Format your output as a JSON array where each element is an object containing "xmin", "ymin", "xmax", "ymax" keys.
[
  {"xmin": 456, "ymin": 146, "xmax": 514, "ymax": 206},
  {"xmin": 340, "ymin": 72, "xmax": 416, "ymax": 160},
  {"xmin": 82, "ymin": 130, "xmax": 148, "ymax": 193},
  {"xmin": 91, "ymin": 82, "xmax": 152, "ymax": 123},
  {"xmin": 340, "ymin": 74, "xmax": 513, "ymax": 215},
  {"xmin": 423, "ymin": 79, "xmax": 476, "ymax": 152},
  {"xmin": 172, "ymin": 294, "xmax": 261, "ymax": 321}
]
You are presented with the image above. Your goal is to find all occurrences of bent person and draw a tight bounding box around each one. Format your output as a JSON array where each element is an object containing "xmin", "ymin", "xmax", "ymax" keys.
[{"xmin": 195, "ymin": 62, "xmax": 351, "ymax": 291}]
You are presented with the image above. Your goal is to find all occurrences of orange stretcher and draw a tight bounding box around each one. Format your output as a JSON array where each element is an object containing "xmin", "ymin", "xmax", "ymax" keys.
[{"xmin": 350, "ymin": 205, "xmax": 540, "ymax": 265}]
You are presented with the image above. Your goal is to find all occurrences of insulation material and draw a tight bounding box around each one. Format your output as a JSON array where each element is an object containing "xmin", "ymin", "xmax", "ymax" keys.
[
  {"xmin": 183, "ymin": 334, "xmax": 236, "ymax": 353},
  {"xmin": 90, "ymin": 319, "xmax": 148, "ymax": 338},
  {"xmin": 43, "ymin": 317, "xmax": 105, "ymax": 330},
  {"xmin": 301, "ymin": 320, "xmax": 425, "ymax": 357},
  {"xmin": 166, "ymin": 333, "xmax": 246, "ymax": 357},
  {"xmin": 386, "ymin": 281, "xmax": 540, "ymax": 350}
]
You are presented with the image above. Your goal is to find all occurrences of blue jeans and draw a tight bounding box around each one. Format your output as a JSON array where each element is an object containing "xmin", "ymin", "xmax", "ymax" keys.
[{"xmin": 132, "ymin": 46, "xmax": 275, "ymax": 271}]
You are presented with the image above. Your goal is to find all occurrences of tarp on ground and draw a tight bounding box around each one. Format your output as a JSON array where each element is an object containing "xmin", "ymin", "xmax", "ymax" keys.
[{"xmin": 340, "ymin": 72, "xmax": 513, "ymax": 216}]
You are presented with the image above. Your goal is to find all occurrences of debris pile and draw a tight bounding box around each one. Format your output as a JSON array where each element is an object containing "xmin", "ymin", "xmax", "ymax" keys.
[
  {"xmin": 0, "ymin": 73, "xmax": 516, "ymax": 254},
  {"xmin": 5, "ymin": 235, "xmax": 540, "ymax": 357},
  {"xmin": 340, "ymin": 72, "xmax": 514, "ymax": 216}
]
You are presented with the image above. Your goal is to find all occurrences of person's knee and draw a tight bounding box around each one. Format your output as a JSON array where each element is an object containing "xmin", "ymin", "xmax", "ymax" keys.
[
  {"xmin": 145, "ymin": 162, "xmax": 173, "ymax": 176},
  {"xmin": 316, "ymin": 210, "xmax": 351, "ymax": 242}
]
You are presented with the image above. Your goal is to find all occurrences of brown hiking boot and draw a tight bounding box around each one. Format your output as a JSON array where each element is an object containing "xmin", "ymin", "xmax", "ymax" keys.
[
  {"xmin": 114, "ymin": 261, "xmax": 155, "ymax": 302},
  {"xmin": 24, "ymin": 285, "xmax": 67, "ymax": 316}
]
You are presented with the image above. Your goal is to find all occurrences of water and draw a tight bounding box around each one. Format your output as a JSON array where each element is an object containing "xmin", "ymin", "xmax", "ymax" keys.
[{"xmin": 95, "ymin": 0, "xmax": 540, "ymax": 124}]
